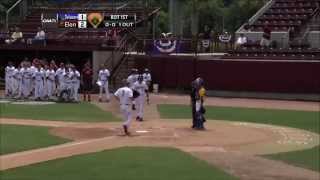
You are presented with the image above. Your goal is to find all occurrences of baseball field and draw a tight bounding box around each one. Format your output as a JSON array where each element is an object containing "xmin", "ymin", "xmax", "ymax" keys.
[{"xmin": 0, "ymin": 94, "xmax": 319, "ymax": 180}]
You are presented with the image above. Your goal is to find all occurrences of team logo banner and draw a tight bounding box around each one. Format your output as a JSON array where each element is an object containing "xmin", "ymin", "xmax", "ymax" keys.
[{"xmin": 152, "ymin": 33, "xmax": 181, "ymax": 54}]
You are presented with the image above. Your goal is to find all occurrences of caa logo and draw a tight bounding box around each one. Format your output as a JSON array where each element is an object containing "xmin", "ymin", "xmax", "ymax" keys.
[{"xmin": 42, "ymin": 18, "xmax": 57, "ymax": 23}]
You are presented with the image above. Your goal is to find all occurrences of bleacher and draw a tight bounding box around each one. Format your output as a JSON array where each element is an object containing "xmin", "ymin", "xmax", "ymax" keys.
[
  {"xmin": 250, "ymin": 0, "xmax": 319, "ymax": 32},
  {"xmin": 224, "ymin": 47, "xmax": 320, "ymax": 60},
  {"xmin": 225, "ymin": 0, "xmax": 320, "ymax": 61}
]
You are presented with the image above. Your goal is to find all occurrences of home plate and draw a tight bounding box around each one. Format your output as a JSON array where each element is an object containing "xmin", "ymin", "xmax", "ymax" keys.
[{"xmin": 136, "ymin": 130, "xmax": 150, "ymax": 133}]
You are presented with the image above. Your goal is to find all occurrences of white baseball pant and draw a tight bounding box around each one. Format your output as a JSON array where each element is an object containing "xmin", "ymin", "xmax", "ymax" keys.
[
  {"xmin": 136, "ymin": 94, "xmax": 146, "ymax": 118},
  {"xmin": 22, "ymin": 78, "xmax": 31, "ymax": 97},
  {"xmin": 99, "ymin": 80, "xmax": 110, "ymax": 100},
  {"xmin": 120, "ymin": 104, "xmax": 132, "ymax": 127},
  {"xmin": 47, "ymin": 80, "xmax": 55, "ymax": 98},
  {"xmin": 34, "ymin": 80, "xmax": 43, "ymax": 99},
  {"xmin": 5, "ymin": 76, "xmax": 14, "ymax": 96}
]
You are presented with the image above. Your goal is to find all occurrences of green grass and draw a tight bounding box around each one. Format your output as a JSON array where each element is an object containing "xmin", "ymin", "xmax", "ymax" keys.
[
  {"xmin": 0, "ymin": 103, "xmax": 120, "ymax": 122},
  {"xmin": 158, "ymin": 104, "xmax": 320, "ymax": 133},
  {"xmin": 0, "ymin": 125, "xmax": 69, "ymax": 155},
  {"xmin": 158, "ymin": 104, "xmax": 320, "ymax": 172},
  {"xmin": 267, "ymin": 146, "xmax": 319, "ymax": 172},
  {"xmin": 0, "ymin": 147, "xmax": 238, "ymax": 180}
]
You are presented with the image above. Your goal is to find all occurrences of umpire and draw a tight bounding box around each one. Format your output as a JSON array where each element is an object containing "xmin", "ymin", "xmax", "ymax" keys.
[{"xmin": 190, "ymin": 77, "xmax": 205, "ymax": 130}]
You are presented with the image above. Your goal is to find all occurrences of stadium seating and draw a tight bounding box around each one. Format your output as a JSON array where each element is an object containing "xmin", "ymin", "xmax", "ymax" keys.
[
  {"xmin": 227, "ymin": 0, "xmax": 320, "ymax": 60},
  {"xmin": 250, "ymin": 0, "xmax": 320, "ymax": 32},
  {"xmin": 223, "ymin": 47, "xmax": 320, "ymax": 60}
]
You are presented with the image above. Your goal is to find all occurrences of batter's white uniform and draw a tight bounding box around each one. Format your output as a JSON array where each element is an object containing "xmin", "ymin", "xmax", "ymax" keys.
[
  {"xmin": 56, "ymin": 68, "xmax": 65, "ymax": 93},
  {"xmin": 21, "ymin": 67, "xmax": 33, "ymax": 98},
  {"xmin": 5, "ymin": 66, "xmax": 15, "ymax": 96},
  {"xmin": 72, "ymin": 70, "xmax": 80, "ymax": 101},
  {"xmin": 114, "ymin": 87, "xmax": 133, "ymax": 127},
  {"xmin": 46, "ymin": 69, "xmax": 56, "ymax": 98},
  {"xmin": 12, "ymin": 68, "xmax": 23, "ymax": 98},
  {"xmin": 133, "ymin": 81, "xmax": 148, "ymax": 119},
  {"xmin": 33, "ymin": 69, "xmax": 45, "ymax": 99},
  {"xmin": 98, "ymin": 69, "xmax": 110, "ymax": 101}
]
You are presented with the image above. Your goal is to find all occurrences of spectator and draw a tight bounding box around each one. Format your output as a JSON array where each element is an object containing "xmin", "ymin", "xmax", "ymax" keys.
[
  {"xmin": 5, "ymin": 27, "xmax": 24, "ymax": 44},
  {"xmin": 235, "ymin": 33, "xmax": 248, "ymax": 49},
  {"xmin": 34, "ymin": 27, "xmax": 46, "ymax": 44},
  {"xmin": 260, "ymin": 25, "xmax": 271, "ymax": 47},
  {"xmin": 27, "ymin": 27, "xmax": 46, "ymax": 45},
  {"xmin": 81, "ymin": 61, "xmax": 93, "ymax": 101}
]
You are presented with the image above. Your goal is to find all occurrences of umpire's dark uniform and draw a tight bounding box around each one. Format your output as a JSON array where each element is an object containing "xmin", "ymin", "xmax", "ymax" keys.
[
  {"xmin": 191, "ymin": 77, "xmax": 205, "ymax": 129},
  {"xmin": 190, "ymin": 81, "xmax": 197, "ymax": 128}
]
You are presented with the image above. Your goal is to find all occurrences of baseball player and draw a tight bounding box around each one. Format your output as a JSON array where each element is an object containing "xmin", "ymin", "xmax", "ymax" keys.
[
  {"xmin": 55, "ymin": 63, "xmax": 66, "ymax": 95},
  {"xmin": 29, "ymin": 60, "xmax": 37, "ymax": 97},
  {"xmin": 33, "ymin": 65, "xmax": 45, "ymax": 100},
  {"xmin": 62, "ymin": 65, "xmax": 74, "ymax": 99},
  {"xmin": 98, "ymin": 65, "xmax": 110, "ymax": 102},
  {"xmin": 133, "ymin": 75, "xmax": 148, "ymax": 121},
  {"xmin": 143, "ymin": 68, "xmax": 152, "ymax": 104},
  {"xmin": 46, "ymin": 64, "xmax": 56, "ymax": 99},
  {"xmin": 114, "ymin": 80, "xmax": 134, "ymax": 136},
  {"xmin": 191, "ymin": 77, "xmax": 206, "ymax": 130},
  {"xmin": 42, "ymin": 64, "xmax": 49, "ymax": 99},
  {"xmin": 21, "ymin": 62, "xmax": 33, "ymax": 99},
  {"xmin": 12, "ymin": 64, "xmax": 23, "ymax": 98},
  {"xmin": 71, "ymin": 65, "xmax": 81, "ymax": 101},
  {"xmin": 5, "ymin": 62, "xmax": 15, "ymax": 98},
  {"xmin": 127, "ymin": 69, "xmax": 138, "ymax": 110}
]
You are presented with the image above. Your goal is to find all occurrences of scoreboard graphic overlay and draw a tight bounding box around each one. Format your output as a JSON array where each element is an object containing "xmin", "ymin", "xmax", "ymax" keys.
[{"xmin": 41, "ymin": 12, "xmax": 136, "ymax": 29}]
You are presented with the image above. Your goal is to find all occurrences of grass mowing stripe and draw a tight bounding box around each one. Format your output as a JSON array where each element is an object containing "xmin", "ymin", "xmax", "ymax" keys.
[
  {"xmin": 0, "ymin": 147, "xmax": 238, "ymax": 180},
  {"xmin": 157, "ymin": 104, "xmax": 320, "ymax": 172},
  {"xmin": 0, "ymin": 125, "xmax": 69, "ymax": 155},
  {"xmin": 0, "ymin": 103, "xmax": 120, "ymax": 122}
]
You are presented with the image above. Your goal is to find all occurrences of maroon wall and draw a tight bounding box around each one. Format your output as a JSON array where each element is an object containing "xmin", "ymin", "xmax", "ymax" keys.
[{"xmin": 134, "ymin": 56, "xmax": 320, "ymax": 94}]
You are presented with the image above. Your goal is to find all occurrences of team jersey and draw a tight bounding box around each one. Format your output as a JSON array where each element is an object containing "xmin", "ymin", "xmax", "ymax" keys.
[
  {"xmin": 5, "ymin": 66, "xmax": 15, "ymax": 78},
  {"xmin": 29, "ymin": 66, "xmax": 37, "ymax": 74},
  {"xmin": 63, "ymin": 71, "xmax": 74, "ymax": 84},
  {"xmin": 72, "ymin": 70, "xmax": 81, "ymax": 84},
  {"xmin": 98, "ymin": 69, "xmax": 110, "ymax": 81},
  {"xmin": 21, "ymin": 67, "xmax": 33, "ymax": 79},
  {"xmin": 133, "ymin": 81, "xmax": 148, "ymax": 96},
  {"xmin": 114, "ymin": 87, "xmax": 133, "ymax": 105},
  {"xmin": 13, "ymin": 68, "xmax": 22, "ymax": 80},
  {"xmin": 46, "ymin": 69, "xmax": 56, "ymax": 81},
  {"xmin": 33, "ymin": 70, "xmax": 45, "ymax": 81},
  {"xmin": 127, "ymin": 74, "xmax": 138, "ymax": 87},
  {"xmin": 56, "ymin": 68, "xmax": 65, "ymax": 82}
]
